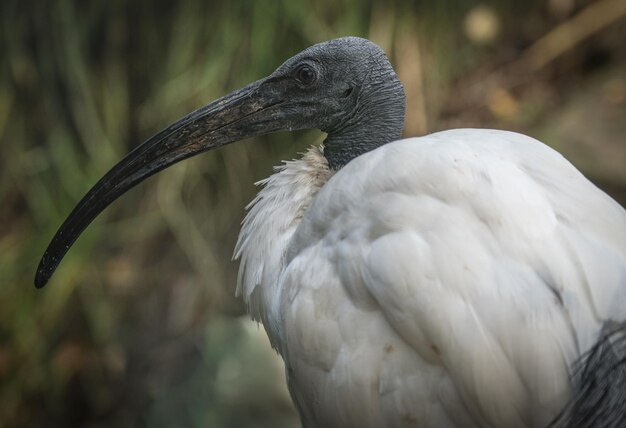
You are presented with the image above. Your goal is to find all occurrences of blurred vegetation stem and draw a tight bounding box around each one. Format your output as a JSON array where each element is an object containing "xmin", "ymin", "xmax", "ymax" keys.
[{"xmin": 35, "ymin": 76, "xmax": 292, "ymax": 288}]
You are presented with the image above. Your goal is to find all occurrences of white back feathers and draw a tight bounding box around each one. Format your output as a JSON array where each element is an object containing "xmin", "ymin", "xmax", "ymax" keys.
[{"xmin": 236, "ymin": 129, "xmax": 626, "ymax": 427}]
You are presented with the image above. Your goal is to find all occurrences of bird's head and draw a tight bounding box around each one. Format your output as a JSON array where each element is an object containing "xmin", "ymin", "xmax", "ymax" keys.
[
  {"xmin": 35, "ymin": 37, "xmax": 405, "ymax": 288},
  {"xmin": 266, "ymin": 37, "xmax": 405, "ymax": 165}
]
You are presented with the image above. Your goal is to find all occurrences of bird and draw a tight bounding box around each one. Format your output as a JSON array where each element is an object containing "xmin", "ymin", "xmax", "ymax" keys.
[{"xmin": 36, "ymin": 37, "xmax": 626, "ymax": 427}]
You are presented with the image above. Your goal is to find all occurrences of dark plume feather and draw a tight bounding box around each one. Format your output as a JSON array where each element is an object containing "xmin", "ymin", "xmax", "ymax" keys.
[{"xmin": 550, "ymin": 322, "xmax": 626, "ymax": 428}]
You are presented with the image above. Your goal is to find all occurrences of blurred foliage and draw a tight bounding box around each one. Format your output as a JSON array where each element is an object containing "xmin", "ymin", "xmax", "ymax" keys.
[{"xmin": 0, "ymin": 0, "xmax": 624, "ymax": 427}]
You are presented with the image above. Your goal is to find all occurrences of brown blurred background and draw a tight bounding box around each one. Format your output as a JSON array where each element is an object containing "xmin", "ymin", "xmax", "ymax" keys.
[{"xmin": 1, "ymin": 0, "xmax": 625, "ymax": 427}]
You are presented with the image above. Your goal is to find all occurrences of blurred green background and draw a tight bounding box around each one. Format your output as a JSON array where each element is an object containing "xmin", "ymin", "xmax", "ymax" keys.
[{"xmin": 1, "ymin": 0, "xmax": 625, "ymax": 427}]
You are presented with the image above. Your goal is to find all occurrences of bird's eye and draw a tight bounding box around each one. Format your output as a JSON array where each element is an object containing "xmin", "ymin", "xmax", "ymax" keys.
[{"xmin": 295, "ymin": 65, "xmax": 316, "ymax": 85}]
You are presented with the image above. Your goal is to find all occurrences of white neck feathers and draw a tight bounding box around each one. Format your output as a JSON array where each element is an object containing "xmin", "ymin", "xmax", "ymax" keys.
[{"xmin": 234, "ymin": 146, "xmax": 332, "ymax": 326}]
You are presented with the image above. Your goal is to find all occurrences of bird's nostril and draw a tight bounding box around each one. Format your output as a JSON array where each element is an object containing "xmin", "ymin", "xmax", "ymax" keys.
[{"xmin": 342, "ymin": 87, "xmax": 353, "ymax": 97}]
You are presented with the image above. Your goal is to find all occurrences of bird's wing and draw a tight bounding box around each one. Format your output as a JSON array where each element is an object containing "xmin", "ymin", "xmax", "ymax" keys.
[{"xmin": 284, "ymin": 129, "xmax": 626, "ymax": 427}]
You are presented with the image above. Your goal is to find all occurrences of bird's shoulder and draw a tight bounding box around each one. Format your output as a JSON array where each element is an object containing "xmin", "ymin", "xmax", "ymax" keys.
[{"xmin": 288, "ymin": 129, "xmax": 626, "ymax": 324}]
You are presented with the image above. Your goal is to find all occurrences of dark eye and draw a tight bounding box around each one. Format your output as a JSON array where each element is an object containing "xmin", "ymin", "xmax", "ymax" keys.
[{"xmin": 295, "ymin": 65, "xmax": 316, "ymax": 85}]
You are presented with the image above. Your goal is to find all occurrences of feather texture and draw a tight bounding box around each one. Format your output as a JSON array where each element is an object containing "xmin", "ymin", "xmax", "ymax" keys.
[{"xmin": 235, "ymin": 129, "xmax": 626, "ymax": 427}]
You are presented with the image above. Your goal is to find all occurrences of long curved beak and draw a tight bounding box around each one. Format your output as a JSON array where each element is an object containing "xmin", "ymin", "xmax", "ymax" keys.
[{"xmin": 35, "ymin": 78, "xmax": 287, "ymax": 288}]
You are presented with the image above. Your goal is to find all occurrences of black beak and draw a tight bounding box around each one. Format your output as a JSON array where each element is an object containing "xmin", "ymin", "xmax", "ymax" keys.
[{"xmin": 35, "ymin": 77, "xmax": 287, "ymax": 288}]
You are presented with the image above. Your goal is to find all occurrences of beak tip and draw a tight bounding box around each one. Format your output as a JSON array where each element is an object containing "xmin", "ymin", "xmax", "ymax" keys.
[{"xmin": 34, "ymin": 273, "xmax": 48, "ymax": 289}]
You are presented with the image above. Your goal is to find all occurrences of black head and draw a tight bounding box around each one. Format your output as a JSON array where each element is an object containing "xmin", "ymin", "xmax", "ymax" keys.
[
  {"xmin": 35, "ymin": 37, "xmax": 405, "ymax": 288},
  {"xmin": 268, "ymin": 37, "xmax": 405, "ymax": 167}
]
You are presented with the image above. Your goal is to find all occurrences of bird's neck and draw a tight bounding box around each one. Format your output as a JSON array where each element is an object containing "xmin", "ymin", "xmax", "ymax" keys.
[{"xmin": 323, "ymin": 74, "xmax": 405, "ymax": 169}]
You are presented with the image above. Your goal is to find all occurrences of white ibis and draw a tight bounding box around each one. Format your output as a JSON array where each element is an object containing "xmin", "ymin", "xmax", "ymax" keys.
[{"xmin": 36, "ymin": 37, "xmax": 626, "ymax": 427}]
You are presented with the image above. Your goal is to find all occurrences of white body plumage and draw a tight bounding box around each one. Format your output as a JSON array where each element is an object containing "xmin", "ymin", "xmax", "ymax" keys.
[{"xmin": 235, "ymin": 129, "xmax": 626, "ymax": 428}]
